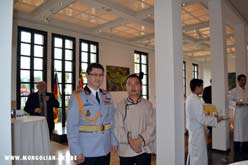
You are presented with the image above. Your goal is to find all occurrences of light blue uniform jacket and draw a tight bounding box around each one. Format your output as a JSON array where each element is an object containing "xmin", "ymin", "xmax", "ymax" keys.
[{"xmin": 67, "ymin": 86, "xmax": 118, "ymax": 157}]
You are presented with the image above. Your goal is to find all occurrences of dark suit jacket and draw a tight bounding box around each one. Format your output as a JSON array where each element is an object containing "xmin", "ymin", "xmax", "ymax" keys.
[
  {"xmin": 24, "ymin": 92, "xmax": 59, "ymax": 131},
  {"xmin": 203, "ymin": 85, "xmax": 212, "ymax": 104}
]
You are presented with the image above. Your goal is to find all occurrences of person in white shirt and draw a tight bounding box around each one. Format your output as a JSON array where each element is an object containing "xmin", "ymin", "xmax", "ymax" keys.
[
  {"xmin": 114, "ymin": 74, "xmax": 156, "ymax": 165},
  {"xmin": 228, "ymin": 74, "xmax": 248, "ymax": 161},
  {"xmin": 186, "ymin": 79, "xmax": 223, "ymax": 165}
]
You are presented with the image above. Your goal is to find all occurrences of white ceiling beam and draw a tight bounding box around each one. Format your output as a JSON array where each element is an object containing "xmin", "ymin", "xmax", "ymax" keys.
[
  {"xmin": 136, "ymin": 7, "xmax": 154, "ymax": 19},
  {"xmin": 32, "ymin": 0, "xmax": 75, "ymax": 20},
  {"xmin": 79, "ymin": 0, "xmax": 154, "ymax": 29},
  {"xmin": 183, "ymin": 21, "xmax": 209, "ymax": 31},
  {"xmin": 92, "ymin": 18, "xmax": 128, "ymax": 33},
  {"xmin": 130, "ymin": 33, "xmax": 154, "ymax": 42}
]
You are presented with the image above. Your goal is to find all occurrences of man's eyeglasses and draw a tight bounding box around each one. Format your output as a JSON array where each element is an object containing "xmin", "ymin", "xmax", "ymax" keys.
[{"xmin": 88, "ymin": 73, "xmax": 104, "ymax": 77}]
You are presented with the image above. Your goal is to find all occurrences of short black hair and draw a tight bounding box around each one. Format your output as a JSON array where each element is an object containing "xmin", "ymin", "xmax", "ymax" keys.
[
  {"xmin": 237, "ymin": 74, "xmax": 246, "ymax": 81},
  {"xmin": 190, "ymin": 79, "xmax": 203, "ymax": 92},
  {"xmin": 86, "ymin": 63, "xmax": 104, "ymax": 73},
  {"xmin": 126, "ymin": 74, "xmax": 142, "ymax": 85}
]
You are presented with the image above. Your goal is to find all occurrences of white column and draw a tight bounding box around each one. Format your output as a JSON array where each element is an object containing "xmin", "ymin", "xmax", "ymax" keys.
[
  {"xmin": 0, "ymin": 0, "xmax": 13, "ymax": 164},
  {"xmin": 234, "ymin": 23, "xmax": 247, "ymax": 75},
  {"xmin": 155, "ymin": 0, "xmax": 184, "ymax": 164},
  {"xmin": 208, "ymin": 0, "xmax": 230, "ymax": 151}
]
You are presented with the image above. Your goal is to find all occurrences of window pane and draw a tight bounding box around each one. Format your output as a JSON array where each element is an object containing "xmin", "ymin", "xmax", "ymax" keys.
[
  {"xmin": 21, "ymin": 31, "xmax": 31, "ymax": 43},
  {"xmin": 134, "ymin": 54, "xmax": 140, "ymax": 63},
  {"xmin": 20, "ymin": 97, "xmax": 28, "ymax": 109},
  {"xmin": 81, "ymin": 42, "xmax": 88, "ymax": 51},
  {"xmin": 21, "ymin": 43, "xmax": 31, "ymax": 56},
  {"xmin": 65, "ymin": 61, "xmax": 72, "ymax": 71},
  {"xmin": 90, "ymin": 53, "xmax": 96, "ymax": 63},
  {"xmin": 34, "ymin": 34, "xmax": 44, "ymax": 45},
  {"xmin": 34, "ymin": 71, "xmax": 43, "ymax": 82},
  {"xmin": 65, "ymin": 50, "xmax": 72, "ymax": 60},
  {"xmin": 65, "ymin": 39, "xmax": 73, "ymax": 49},
  {"xmin": 142, "ymin": 95, "xmax": 147, "ymax": 99},
  {"xmin": 83, "ymin": 73, "xmax": 87, "ymax": 84},
  {"xmin": 34, "ymin": 45, "xmax": 43, "ymax": 57},
  {"xmin": 81, "ymin": 52, "xmax": 88, "ymax": 62},
  {"xmin": 65, "ymin": 72, "xmax": 72, "ymax": 83},
  {"xmin": 65, "ymin": 96, "xmax": 70, "ymax": 108},
  {"xmin": 134, "ymin": 64, "xmax": 140, "ymax": 73},
  {"xmin": 20, "ymin": 83, "xmax": 30, "ymax": 96},
  {"xmin": 54, "ymin": 37, "xmax": 62, "ymax": 47},
  {"xmin": 142, "ymin": 75, "xmax": 147, "ymax": 85},
  {"xmin": 81, "ymin": 63, "xmax": 88, "ymax": 73},
  {"xmin": 65, "ymin": 84, "xmax": 72, "ymax": 95},
  {"xmin": 142, "ymin": 85, "xmax": 147, "ymax": 95},
  {"xmin": 90, "ymin": 44, "xmax": 96, "ymax": 53},
  {"xmin": 34, "ymin": 58, "xmax": 43, "ymax": 70},
  {"xmin": 57, "ymin": 72, "xmax": 62, "ymax": 83},
  {"xmin": 20, "ymin": 70, "xmax": 30, "ymax": 82},
  {"xmin": 141, "ymin": 55, "xmax": 147, "ymax": 63},
  {"xmin": 54, "ymin": 60, "xmax": 62, "ymax": 71},
  {"xmin": 54, "ymin": 48, "xmax": 62, "ymax": 59},
  {"xmin": 141, "ymin": 64, "xmax": 147, "ymax": 74},
  {"xmin": 21, "ymin": 56, "xmax": 30, "ymax": 69}
]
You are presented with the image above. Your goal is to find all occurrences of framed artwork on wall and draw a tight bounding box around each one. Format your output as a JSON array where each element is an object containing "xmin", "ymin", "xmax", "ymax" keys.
[{"xmin": 106, "ymin": 66, "xmax": 130, "ymax": 91}]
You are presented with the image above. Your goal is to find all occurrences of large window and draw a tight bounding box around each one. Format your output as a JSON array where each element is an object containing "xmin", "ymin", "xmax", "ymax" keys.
[
  {"xmin": 17, "ymin": 27, "xmax": 47, "ymax": 109},
  {"xmin": 52, "ymin": 34, "xmax": 75, "ymax": 127},
  {"xmin": 183, "ymin": 61, "xmax": 186, "ymax": 96},
  {"xmin": 134, "ymin": 51, "xmax": 149, "ymax": 99},
  {"xmin": 192, "ymin": 63, "xmax": 199, "ymax": 79},
  {"xmin": 79, "ymin": 39, "xmax": 99, "ymax": 84}
]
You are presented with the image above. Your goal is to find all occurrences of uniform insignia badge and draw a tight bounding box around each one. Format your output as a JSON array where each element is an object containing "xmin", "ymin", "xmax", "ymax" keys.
[
  {"xmin": 104, "ymin": 97, "xmax": 111, "ymax": 104},
  {"xmin": 86, "ymin": 110, "xmax": 91, "ymax": 117}
]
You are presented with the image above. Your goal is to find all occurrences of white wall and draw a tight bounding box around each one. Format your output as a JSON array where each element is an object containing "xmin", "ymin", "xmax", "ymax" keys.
[
  {"xmin": 0, "ymin": 1, "xmax": 13, "ymax": 164},
  {"xmin": 12, "ymin": 18, "xmax": 156, "ymax": 107}
]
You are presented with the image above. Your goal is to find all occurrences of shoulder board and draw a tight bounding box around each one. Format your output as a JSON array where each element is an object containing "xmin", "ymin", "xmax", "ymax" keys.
[
  {"xmin": 100, "ymin": 88, "xmax": 108, "ymax": 94},
  {"xmin": 74, "ymin": 88, "xmax": 82, "ymax": 94}
]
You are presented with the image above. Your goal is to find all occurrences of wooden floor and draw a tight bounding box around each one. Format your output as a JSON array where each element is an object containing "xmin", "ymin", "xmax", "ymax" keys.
[{"xmin": 50, "ymin": 141, "xmax": 156, "ymax": 165}]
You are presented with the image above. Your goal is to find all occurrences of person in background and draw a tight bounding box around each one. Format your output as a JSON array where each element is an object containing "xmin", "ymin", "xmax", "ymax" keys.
[
  {"xmin": 203, "ymin": 79, "xmax": 212, "ymax": 104},
  {"xmin": 186, "ymin": 79, "xmax": 223, "ymax": 165},
  {"xmin": 24, "ymin": 81, "xmax": 59, "ymax": 138},
  {"xmin": 228, "ymin": 74, "xmax": 248, "ymax": 161},
  {"xmin": 114, "ymin": 73, "xmax": 156, "ymax": 165},
  {"xmin": 202, "ymin": 79, "xmax": 212, "ymax": 135},
  {"xmin": 67, "ymin": 63, "xmax": 118, "ymax": 165}
]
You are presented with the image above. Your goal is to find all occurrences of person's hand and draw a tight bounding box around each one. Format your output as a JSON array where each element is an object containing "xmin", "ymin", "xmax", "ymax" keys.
[
  {"xmin": 128, "ymin": 137, "xmax": 142, "ymax": 153},
  {"xmin": 215, "ymin": 115, "xmax": 223, "ymax": 122},
  {"xmin": 111, "ymin": 145, "xmax": 118, "ymax": 152},
  {"xmin": 75, "ymin": 153, "xmax": 84, "ymax": 164},
  {"xmin": 34, "ymin": 107, "xmax": 41, "ymax": 113}
]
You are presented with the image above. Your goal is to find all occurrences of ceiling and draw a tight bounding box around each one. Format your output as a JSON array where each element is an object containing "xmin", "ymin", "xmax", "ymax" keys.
[{"xmin": 13, "ymin": 0, "xmax": 244, "ymax": 58}]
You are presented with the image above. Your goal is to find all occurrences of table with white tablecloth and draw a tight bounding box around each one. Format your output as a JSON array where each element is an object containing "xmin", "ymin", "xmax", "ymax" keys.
[
  {"xmin": 12, "ymin": 116, "xmax": 50, "ymax": 165},
  {"xmin": 229, "ymin": 161, "xmax": 248, "ymax": 165}
]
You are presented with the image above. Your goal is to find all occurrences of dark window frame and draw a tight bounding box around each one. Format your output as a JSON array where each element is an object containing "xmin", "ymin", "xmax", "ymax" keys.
[
  {"xmin": 192, "ymin": 63, "xmax": 199, "ymax": 79},
  {"xmin": 51, "ymin": 33, "xmax": 76, "ymax": 127},
  {"xmin": 134, "ymin": 50, "xmax": 149, "ymax": 99},
  {"xmin": 16, "ymin": 26, "xmax": 47, "ymax": 109},
  {"xmin": 79, "ymin": 39, "xmax": 99, "ymax": 84}
]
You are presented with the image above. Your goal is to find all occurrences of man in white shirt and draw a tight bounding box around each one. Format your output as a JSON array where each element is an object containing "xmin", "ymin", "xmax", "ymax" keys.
[
  {"xmin": 114, "ymin": 74, "xmax": 155, "ymax": 165},
  {"xmin": 186, "ymin": 79, "xmax": 222, "ymax": 165},
  {"xmin": 228, "ymin": 74, "xmax": 248, "ymax": 161}
]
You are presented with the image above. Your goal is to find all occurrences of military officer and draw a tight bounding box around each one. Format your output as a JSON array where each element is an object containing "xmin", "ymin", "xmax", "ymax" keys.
[{"xmin": 67, "ymin": 63, "xmax": 118, "ymax": 165}]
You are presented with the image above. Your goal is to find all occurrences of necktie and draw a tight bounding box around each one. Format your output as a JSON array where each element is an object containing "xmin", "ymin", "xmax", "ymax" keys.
[{"xmin": 96, "ymin": 92, "xmax": 100, "ymax": 104}]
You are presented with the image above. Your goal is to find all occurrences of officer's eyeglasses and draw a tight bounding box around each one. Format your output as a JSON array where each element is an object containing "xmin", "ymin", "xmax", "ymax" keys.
[{"xmin": 88, "ymin": 73, "xmax": 104, "ymax": 77}]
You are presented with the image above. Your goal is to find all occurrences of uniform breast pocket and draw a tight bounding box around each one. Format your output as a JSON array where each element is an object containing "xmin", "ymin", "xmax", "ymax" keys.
[{"xmin": 82, "ymin": 104, "xmax": 97, "ymax": 118}]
